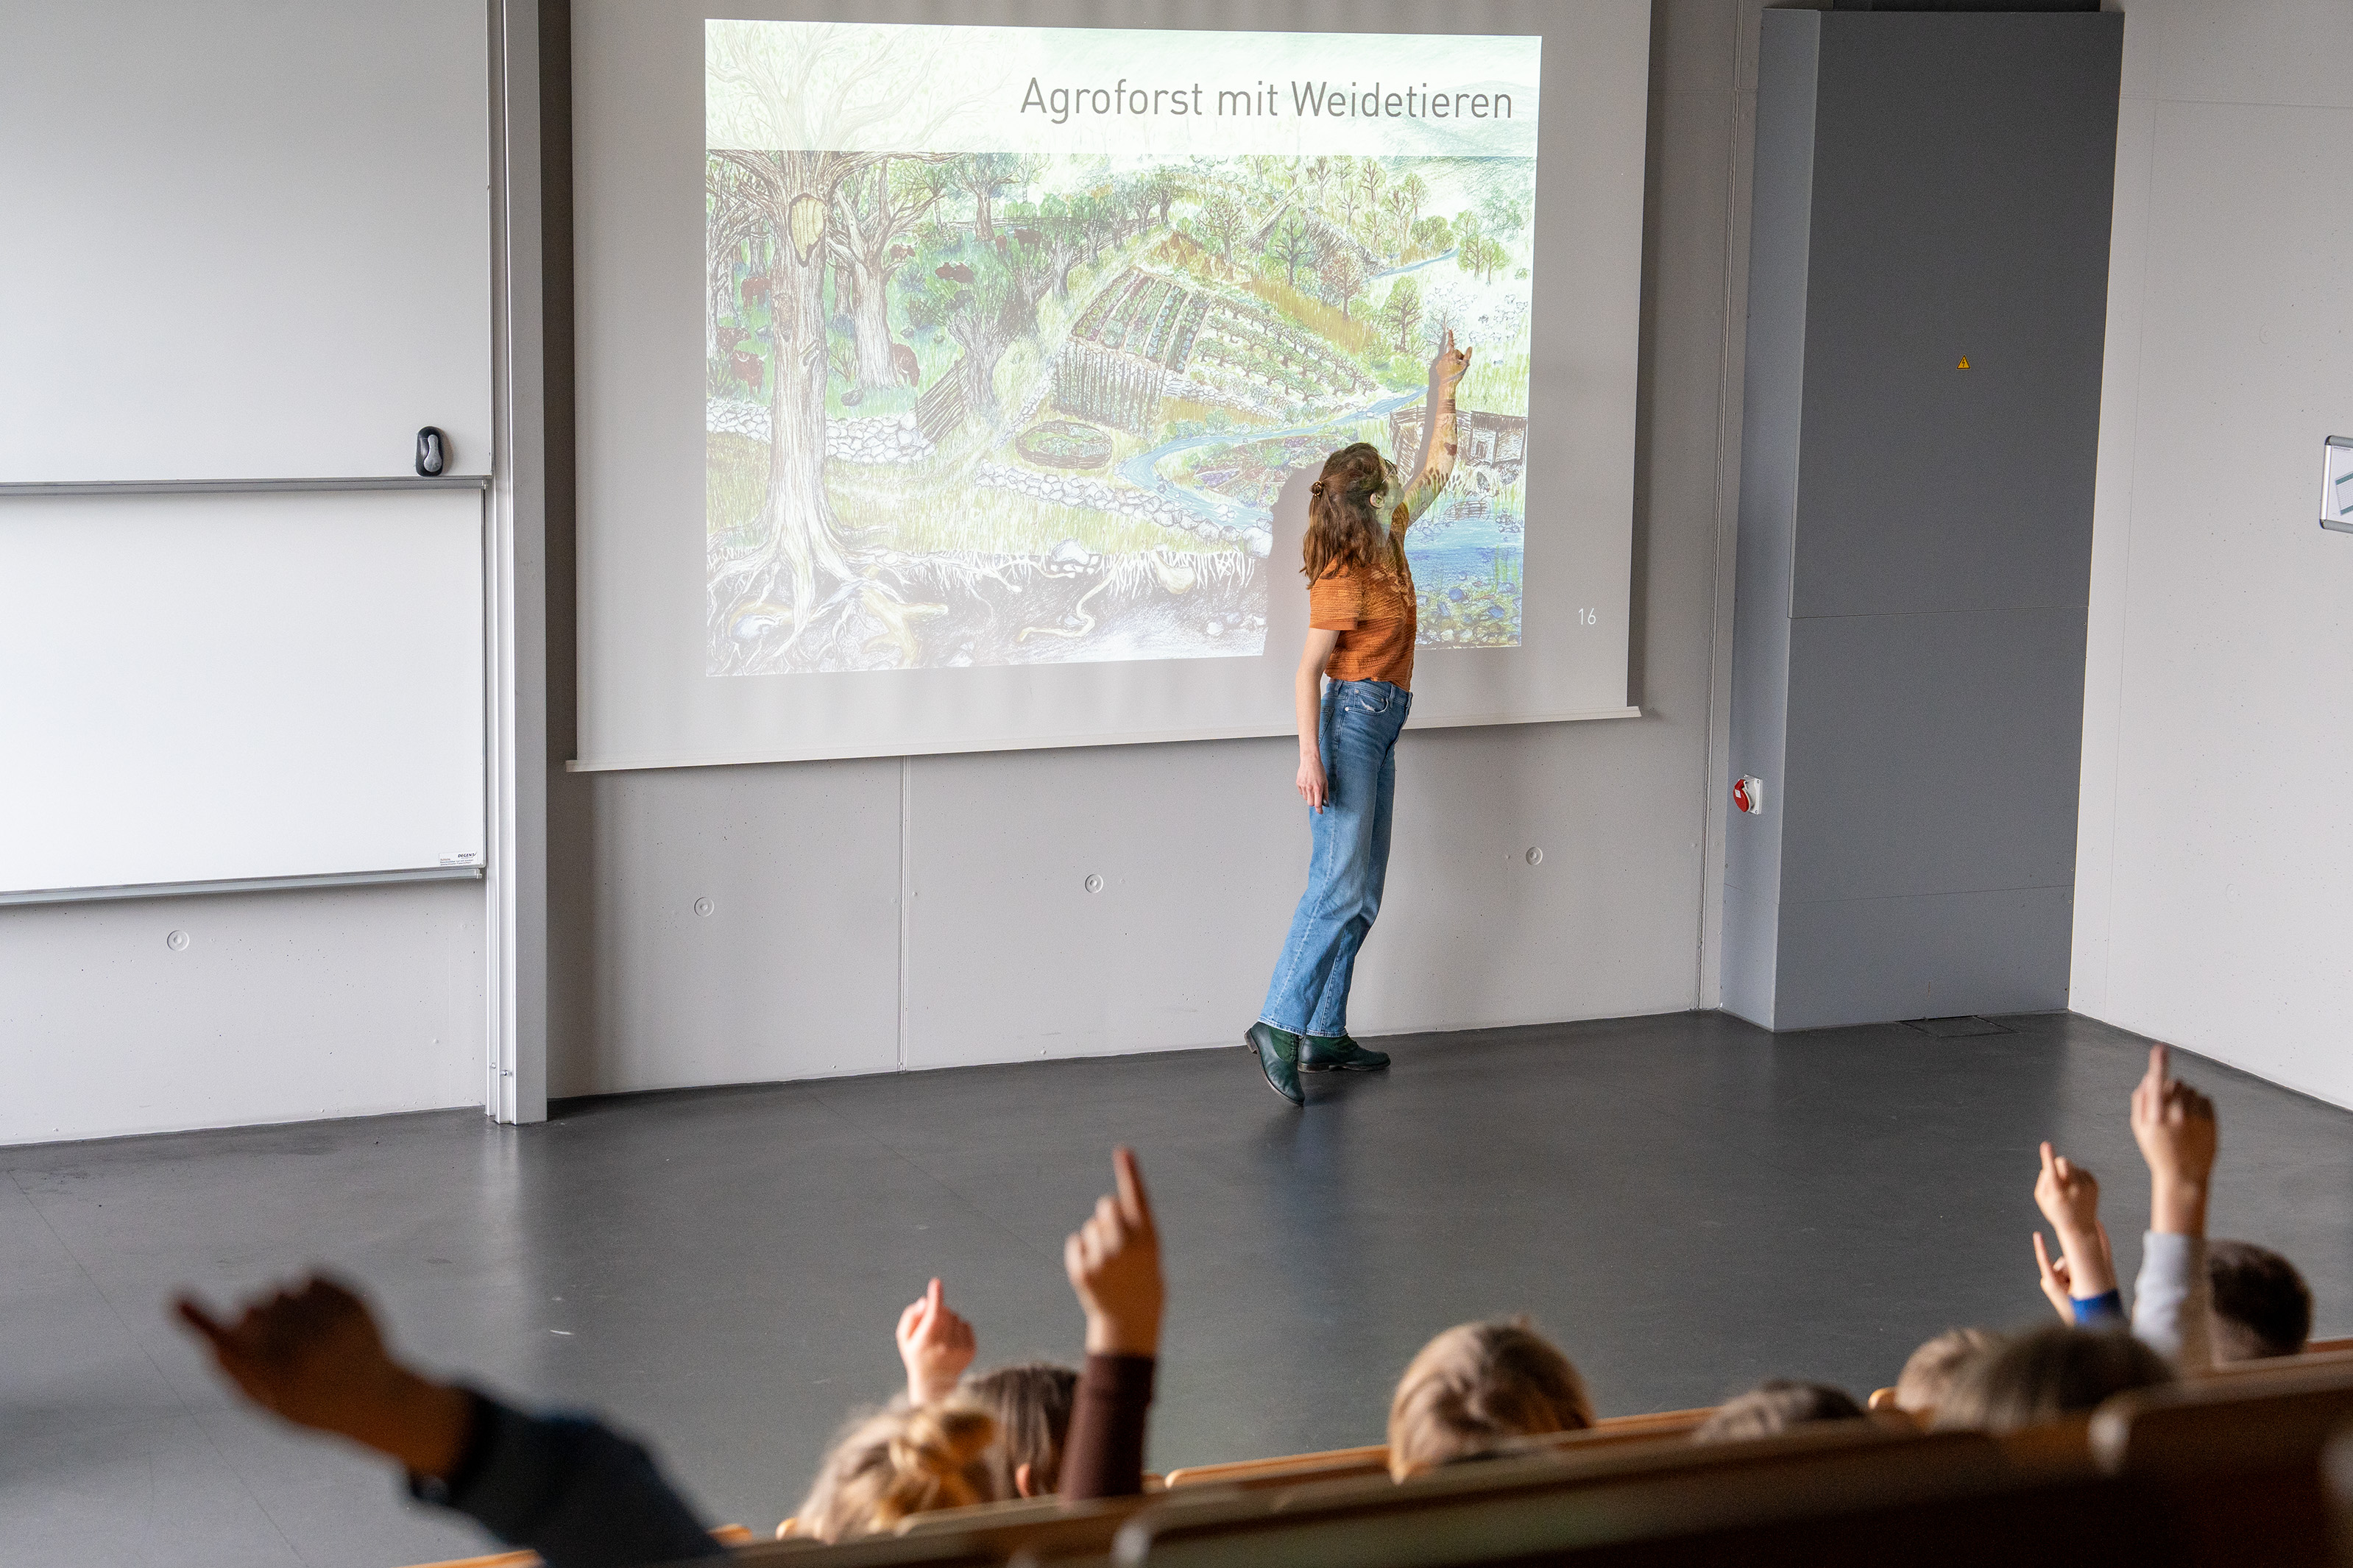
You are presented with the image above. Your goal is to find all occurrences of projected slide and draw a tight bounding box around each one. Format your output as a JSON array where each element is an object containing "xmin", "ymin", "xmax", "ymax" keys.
[{"xmin": 705, "ymin": 20, "xmax": 1540, "ymax": 676}]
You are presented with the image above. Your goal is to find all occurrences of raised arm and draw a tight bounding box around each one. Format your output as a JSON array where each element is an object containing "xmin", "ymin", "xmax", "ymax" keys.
[
  {"xmin": 1393, "ymin": 330, "xmax": 1473, "ymax": 526},
  {"xmin": 1059, "ymin": 1148, "xmax": 1163, "ymax": 1500},
  {"xmin": 2129, "ymin": 1045, "xmax": 2217, "ymax": 1370},
  {"xmin": 176, "ymin": 1276, "xmax": 721, "ymax": 1567}
]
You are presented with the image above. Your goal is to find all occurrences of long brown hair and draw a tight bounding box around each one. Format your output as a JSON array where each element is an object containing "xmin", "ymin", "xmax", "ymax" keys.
[
  {"xmin": 963, "ymin": 1361, "xmax": 1078, "ymax": 1495},
  {"xmin": 1302, "ymin": 441, "xmax": 1400, "ymax": 582}
]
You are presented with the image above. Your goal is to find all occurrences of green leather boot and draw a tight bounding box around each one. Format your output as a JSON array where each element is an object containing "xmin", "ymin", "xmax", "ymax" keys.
[
  {"xmin": 1299, "ymin": 1032, "xmax": 1391, "ymax": 1071},
  {"xmin": 1245, "ymin": 1023, "xmax": 1304, "ymax": 1106}
]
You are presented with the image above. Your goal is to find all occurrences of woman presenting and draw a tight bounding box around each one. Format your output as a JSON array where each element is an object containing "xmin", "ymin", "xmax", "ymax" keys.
[{"xmin": 1246, "ymin": 331, "xmax": 1472, "ymax": 1106}]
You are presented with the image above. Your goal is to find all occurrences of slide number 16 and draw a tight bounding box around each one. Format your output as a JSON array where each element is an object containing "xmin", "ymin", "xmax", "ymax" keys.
[{"xmin": 1577, "ymin": 608, "xmax": 1599, "ymax": 627}]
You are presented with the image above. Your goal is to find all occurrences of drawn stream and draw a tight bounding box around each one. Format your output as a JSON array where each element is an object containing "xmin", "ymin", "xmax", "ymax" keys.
[{"xmin": 1115, "ymin": 354, "xmax": 1524, "ymax": 612}]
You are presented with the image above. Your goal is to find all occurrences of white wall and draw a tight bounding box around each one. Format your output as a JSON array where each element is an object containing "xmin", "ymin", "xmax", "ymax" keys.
[
  {"xmin": 2071, "ymin": 0, "xmax": 2353, "ymax": 1107},
  {"xmin": 3, "ymin": 0, "xmax": 1763, "ymax": 1144}
]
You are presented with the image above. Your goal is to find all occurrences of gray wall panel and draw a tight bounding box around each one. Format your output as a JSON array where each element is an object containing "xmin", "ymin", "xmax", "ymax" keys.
[
  {"xmin": 1722, "ymin": 11, "xmax": 2119, "ymax": 1031},
  {"xmin": 1780, "ymin": 607, "xmax": 2090, "ymax": 905},
  {"xmin": 1794, "ymin": 16, "xmax": 2117, "ymax": 621},
  {"xmin": 1720, "ymin": 8, "xmax": 1819, "ymax": 1028},
  {"xmin": 1774, "ymin": 884, "xmax": 2075, "ymax": 1032},
  {"xmin": 903, "ymin": 741, "xmax": 1296, "ymax": 1071},
  {"xmin": 549, "ymin": 759, "xmax": 903, "ymax": 1096}
]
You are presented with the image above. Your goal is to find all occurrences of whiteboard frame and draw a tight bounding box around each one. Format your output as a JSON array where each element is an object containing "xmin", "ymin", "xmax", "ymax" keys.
[
  {"xmin": 0, "ymin": 865, "xmax": 484, "ymax": 909},
  {"xmin": 0, "ymin": 475, "xmax": 491, "ymax": 500}
]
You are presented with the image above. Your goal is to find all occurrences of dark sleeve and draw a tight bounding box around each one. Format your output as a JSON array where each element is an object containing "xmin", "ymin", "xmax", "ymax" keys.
[
  {"xmin": 408, "ymin": 1391, "xmax": 725, "ymax": 1568},
  {"xmin": 1058, "ymin": 1352, "xmax": 1156, "ymax": 1500}
]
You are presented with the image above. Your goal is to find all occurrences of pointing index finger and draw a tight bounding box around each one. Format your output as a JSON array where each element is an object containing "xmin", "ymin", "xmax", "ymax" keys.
[
  {"xmin": 1112, "ymin": 1146, "xmax": 1154, "ymax": 1231},
  {"xmin": 173, "ymin": 1294, "xmax": 232, "ymax": 1350}
]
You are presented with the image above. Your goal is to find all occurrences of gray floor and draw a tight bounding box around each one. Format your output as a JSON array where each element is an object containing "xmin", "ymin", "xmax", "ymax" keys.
[{"xmin": 5, "ymin": 1011, "xmax": 2349, "ymax": 1568}]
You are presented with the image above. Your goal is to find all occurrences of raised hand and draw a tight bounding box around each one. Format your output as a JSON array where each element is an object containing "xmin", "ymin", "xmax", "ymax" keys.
[
  {"xmin": 174, "ymin": 1275, "xmax": 472, "ymax": 1477},
  {"xmin": 2031, "ymin": 1141, "xmax": 2117, "ymax": 1298},
  {"xmin": 2131, "ymin": 1044, "xmax": 2217, "ymax": 1235},
  {"xmin": 2032, "ymin": 1217, "xmax": 2114, "ymax": 1319},
  {"xmin": 895, "ymin": 1277, "xmax": 978, "ymax": 1405},
  {"xmin": 1064, "ymin": 1147, "xmax": 1163, "ymax": 1357},
  {"xmin": 1434, "ymin": 328, "xmax": 1473, "ymax": 394}
]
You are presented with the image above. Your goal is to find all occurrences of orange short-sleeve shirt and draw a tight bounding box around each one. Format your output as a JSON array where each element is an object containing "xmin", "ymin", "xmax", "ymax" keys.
[{"xmin": 1309, "ymin": 504, "xmax": 1419, "ymax": 689}]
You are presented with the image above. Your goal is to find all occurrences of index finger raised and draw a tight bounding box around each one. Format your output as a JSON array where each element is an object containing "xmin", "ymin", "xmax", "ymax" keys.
[
  {"xmin": 173, "ymin": 1294, "xmax": 234, "ymax": 1352},
  {"xmin": 1112, "ymin": 1146, "xmax": 1155, "ymax": 1232}
]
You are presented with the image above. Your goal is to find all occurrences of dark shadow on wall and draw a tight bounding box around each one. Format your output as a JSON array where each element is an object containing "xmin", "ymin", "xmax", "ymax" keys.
[{"xmin": 539, "ymin": 0, "xmax": 609, "ymax": 1096}]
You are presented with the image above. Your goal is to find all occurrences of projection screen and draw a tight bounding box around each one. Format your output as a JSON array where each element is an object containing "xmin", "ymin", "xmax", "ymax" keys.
[{"xmin": 573, "ymin": 0, "xmax": 1649, "ymax": 769}]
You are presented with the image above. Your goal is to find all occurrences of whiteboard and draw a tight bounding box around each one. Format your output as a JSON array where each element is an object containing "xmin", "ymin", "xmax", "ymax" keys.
[
  {"xmin": 0, "ymin": 490, "xmax": 486, "ymax": 898},
  {"xmin": 0, "ymin": 1, "xmax": 492, "ymax": 482}
]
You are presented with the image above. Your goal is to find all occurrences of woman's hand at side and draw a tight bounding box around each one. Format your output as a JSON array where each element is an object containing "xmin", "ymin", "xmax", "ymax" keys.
[
  {"xmin": 1296, "ymin": 751, "xmax": 1328, "ymax": 812},
  {"xmin": 1293, "ymin": 627, "xmax": 1339, "ymax": 812}
]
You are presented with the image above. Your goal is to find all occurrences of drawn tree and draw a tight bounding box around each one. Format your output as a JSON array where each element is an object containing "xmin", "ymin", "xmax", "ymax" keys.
[
  {"xmin": 705, "ymin": 20, "xmax": 966, "ymax": 655},
  {"xmin": 1395, "ymin": 172, "xmax": 1429, "ymax": 238},
  {"xmin": 1355, "ymin": 160, "xmax": 1385, "ymax": 238},
  {"xmin": 1454, "ymin": 209, "xmax": 1482, "ymax": 258},
  {"xmin": 1382, "ymin": 275, "xmax": 1423, "ymax": 351},
  {"xmin": 949, "ymin": 152, "xmax": 1037, "ymax": 243},
  {"xmin": 1142, "ymin": 166, "xmax": 1185, "ymax": 229},
  {"xmin": 1479, "ymin": 190, "xmax": 1526, "ymax": 238},
  {"xmin": 1264, "ymin": 208, "xmax": 1317, "ymax": 288},
  {"xmin": 902, "ymin": 232, "xmax": 1038, "ymax": 425},
  {"xmin": 829, "ymin": 157, "xmax": 952, "ymax": 391},
  {"xmin": 1195, "ymin": 192, "xmax": 1245, "ymax": 274},
  {"xmin": 1028, "ymin": 194, "xmax": 1091, "ymax": 297},
  {"xmin": 706, "ymin": 157, "xmax": 768, "ymax": 366},
  {"xmin": 1122, "ymin": 175, "xmax": 1158, "ymax": 236},
  {"xmin": 1328, "ymin": 248, "xmax": 1367, "ymax": 322}
]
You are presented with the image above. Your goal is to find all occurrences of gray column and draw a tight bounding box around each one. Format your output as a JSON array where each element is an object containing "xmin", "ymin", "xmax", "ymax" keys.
[{"xmin": 1722, "ymin": 10, "xmax": 2122, "ymax": 1030}]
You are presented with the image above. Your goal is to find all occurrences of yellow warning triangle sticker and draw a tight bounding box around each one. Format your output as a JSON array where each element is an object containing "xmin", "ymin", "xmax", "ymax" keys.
[{"xmin": 1958, "ymin": 357, "xmax": 1971, "ymax": 369}]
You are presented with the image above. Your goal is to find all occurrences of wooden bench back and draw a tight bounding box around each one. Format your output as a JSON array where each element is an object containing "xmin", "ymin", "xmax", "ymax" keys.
[
  {"xmin": 2090, "ymin": 1358, "xmax": 2353, "ymax": 1568},
  {"xmin": 1159, "ymin": 1407, "xmax": 1715, "ymax": 1490},
  {"xmin": 1114, "ymin": 1423, "xmax": 2005, "ymax": 1568}
]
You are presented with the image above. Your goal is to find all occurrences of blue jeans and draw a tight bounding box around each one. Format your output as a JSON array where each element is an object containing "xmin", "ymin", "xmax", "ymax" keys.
[{"xmin": 1260, "ymin": 678, "xmax": 1412, "ymax": 1037}]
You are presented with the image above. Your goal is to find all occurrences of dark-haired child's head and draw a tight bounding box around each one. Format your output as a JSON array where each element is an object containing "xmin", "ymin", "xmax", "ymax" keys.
[
  {"xmin": 1387, "ymin": 1318, "xmax": 1593, "ymax": 1479},
  {"xmin": 1691, "ymin": 1380, "xmax": 1867, "ymax": 1444},
  {"xmin": 1932, "ymin": 1326, "xmax": 2173, "ymax": 1434},
  {"xmin": 2209, "ymin": 1240, "xmax": 2313, "ymax": 1361},
  {"xmin": 962, "ymin": 1361, "xmax": 1078, "ymax": 1497}
]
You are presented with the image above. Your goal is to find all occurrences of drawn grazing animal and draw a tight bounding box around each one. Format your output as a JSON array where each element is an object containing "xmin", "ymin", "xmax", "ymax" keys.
[
  {"xmin": 739, "ymin": 276, "xmax": 770, "ymax": 311},
  {"xmin": 888, "ymin": 244, "xmax": 916, "ymax": 263},
  {"xmin": 888, "ymin": 342, "xmax": 921, "ymax": 387},
  {"xmin": 935, "ymin": 262, "xmax": 975, "ymax": 284},
  {"xmin": 729, "ymin": 350, "xmax": 763, "ymax": 393}
]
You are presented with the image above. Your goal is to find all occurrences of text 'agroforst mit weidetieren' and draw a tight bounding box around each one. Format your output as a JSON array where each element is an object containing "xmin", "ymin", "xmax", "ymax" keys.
[{"xmin": 1019, "ymin": 78, "xmax": 1517, "ymax": 126}]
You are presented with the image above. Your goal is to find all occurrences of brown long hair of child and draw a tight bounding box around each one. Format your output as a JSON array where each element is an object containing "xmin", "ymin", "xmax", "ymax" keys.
[{"xmin": 1302, "ymin": 442, "xmax": 1403, "ymax": 582}]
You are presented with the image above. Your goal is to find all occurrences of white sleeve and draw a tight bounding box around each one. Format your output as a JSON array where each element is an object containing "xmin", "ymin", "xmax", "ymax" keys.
[{"xmin": 2131, "ymin": 1232, "xmax": 2212, "ymax": 1372}]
